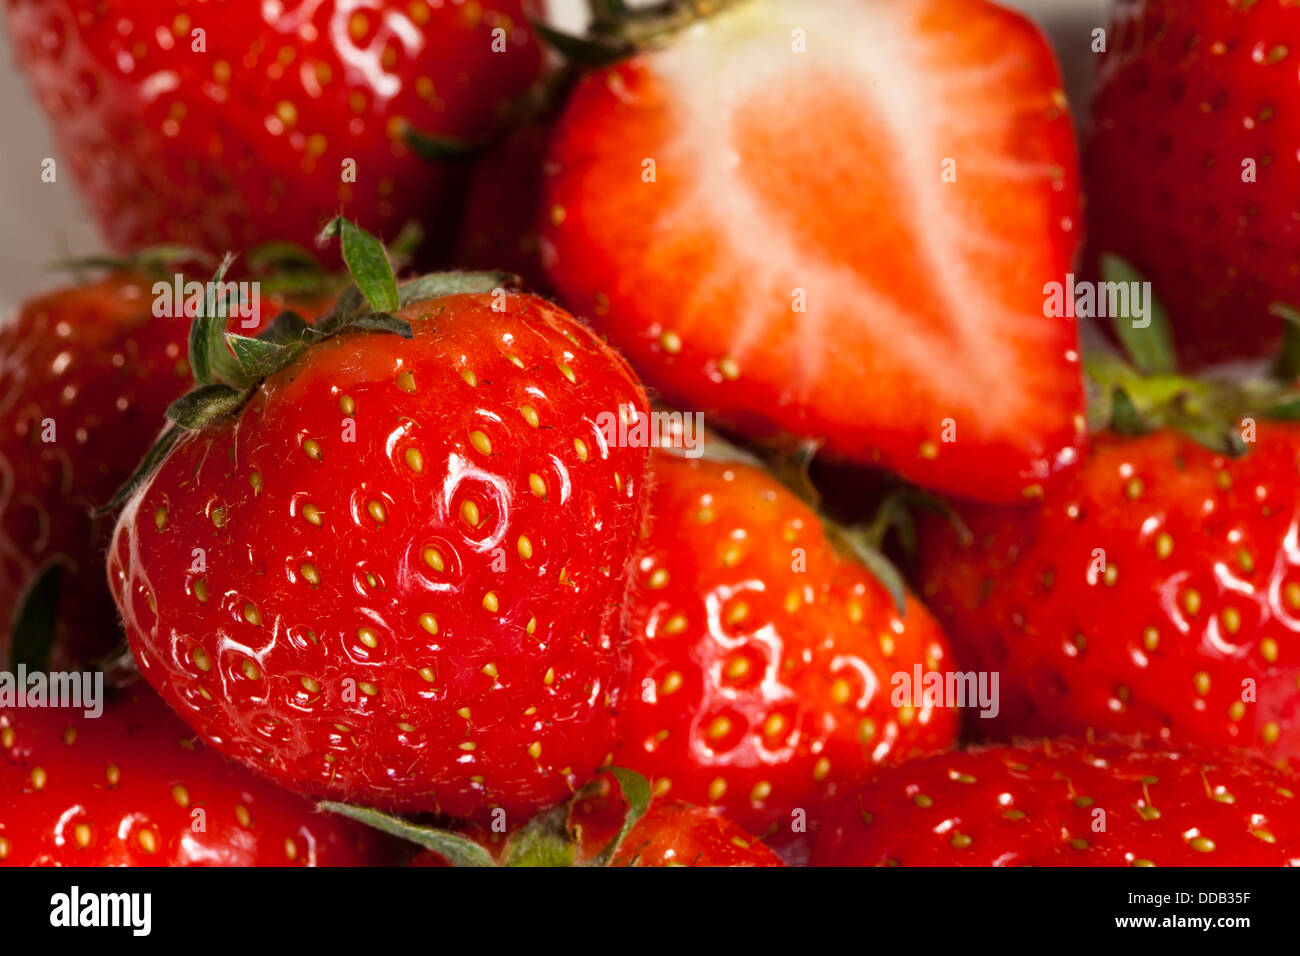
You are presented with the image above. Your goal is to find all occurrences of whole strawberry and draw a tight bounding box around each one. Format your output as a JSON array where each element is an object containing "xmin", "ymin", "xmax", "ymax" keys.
[
  {"xmin": 109, "ymin": 220, "xmax": 652, "ymax": 822},
  {"xmin": 0, "ymin": 256, "xmax": 312, "ymax": 669},
  {"xmin": 1086, "ymin": 0, "xmax": 1300, "ymax": 366},
  {"xmin": 918, "ymin": 424, "xmax": 1300, "ymax": 761},
  {"xmin": 6, "ymin": 0, "xmax": 543, "ymax": 261},
  {"xmin": 1, "ymin": 684, "xmax": 391, "ymax": 866},
  {"xmin": 539, "ymin": 0, "xmax": 1085, "ymax": 502},
  {"xmin": 812, "ymin": 737, "xmax": 1300, "ymax": 866},
  {"xmin": 615, "ymin": 448, "xmax": 958, "ymax": 846}
]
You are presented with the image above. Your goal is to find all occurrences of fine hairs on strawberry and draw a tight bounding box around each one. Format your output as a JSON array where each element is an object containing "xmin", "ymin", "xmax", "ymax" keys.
[{"xmin": 108, "ymin": 219, "xmax": 653, "ymax": 822}]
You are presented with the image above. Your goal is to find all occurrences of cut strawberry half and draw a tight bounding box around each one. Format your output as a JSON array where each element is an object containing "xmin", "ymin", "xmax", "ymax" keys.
[{"xmin": 540, "ymin": 0, "xmax": 1086, "ymax": 501}]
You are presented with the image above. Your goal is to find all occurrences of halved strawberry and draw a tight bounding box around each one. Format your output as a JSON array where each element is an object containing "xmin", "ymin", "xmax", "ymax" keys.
[{"xmin": 540, "ymin": 0, "xmax": 1086, "ymax": 502}]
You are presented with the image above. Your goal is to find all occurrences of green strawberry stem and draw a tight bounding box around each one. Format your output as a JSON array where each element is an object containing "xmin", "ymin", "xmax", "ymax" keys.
[{"xmin": 588, "ymin": 767, "xmax": 652, "ymax": 866}]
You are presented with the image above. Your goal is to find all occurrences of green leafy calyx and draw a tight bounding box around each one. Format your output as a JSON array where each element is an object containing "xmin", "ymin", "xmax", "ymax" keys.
[
  {"xmin": 97, "ymin": 218, "xmax": 520, "ymax": 515},
  {"xmin": 319, "ymin": 768, "xmax": 655, "ymax": 867}
]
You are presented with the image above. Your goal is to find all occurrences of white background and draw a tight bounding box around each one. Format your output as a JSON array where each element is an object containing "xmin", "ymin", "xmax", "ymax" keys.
[{"xmin": 0, "ymin": 0, "xmax": 1110, "ymax": 303}]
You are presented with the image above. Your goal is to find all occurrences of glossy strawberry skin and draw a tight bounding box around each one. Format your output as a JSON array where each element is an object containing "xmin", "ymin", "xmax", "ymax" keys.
[
  {"xmin": 6, "ymin": 0, "xmax": 544, "ymax": 261},
  {"xmin": 608, "ymin": 802, "xmax": 781, "ymax": 866},
  {"xmin": 1086, "ymin": 0, "xmax": 1300, "ymax": 366},
  {"xmin": 0, "ymin": 273, "xmax": 217, "ymax": 668},
  {"xmin": 109, "ymin": 292, "xmax": 651, "ymax": 822},
  {"xmin": 615, "ymin": 451, "xmax": 958, "ymax": 844},
  {"xmin": 812, "ymin": 737, "xmax": 1300, "ymax": 866},
  {"xmin": 540, "ymin": 0, "xmax": 1086, "ymax": 503},
  {"xmin": 0, "ymin": 685, "xmax": 391, "ymax": 866},
  {"xmin": 917, "ymin": 426, "xmax": 1300, "ymax": 760}
]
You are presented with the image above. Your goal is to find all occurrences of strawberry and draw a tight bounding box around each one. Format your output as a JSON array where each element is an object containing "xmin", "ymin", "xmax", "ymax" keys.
[
  {"xmin": 917, "ymin": 424, "xmax": 1300, "ymax": 761},
  {"xmin": 567, "ymin": 791, "xmax": 782, "ymax": 867},
  {"xmin": 1086, "ymin": 0, "xmax": 1300, "ymax": 367},
  {"xmin": 538, "ymin": 0, "xmax": 1086, "ymax": 502},
  {"xmin": 0, "ymin": 684, "xmax": 391, "ymax": 866},
  {"xmin": 811, "ymin": 737, "xmax": 1300, "ymax": 866},
  {"xmin": 336, "ymin": 769, "xmax": 783, "ymax": 866},
  {"xmin": 0, "ymin": 255, "xmax": 318, "ymax": 670},
  {"xmin": 108, "ymin": 220, "xmax": 652, "ymax": 822},
  {"xmin": 6, "ymin": 0, "xmax": 544, "ymax": 261},
  {"xmin": 615, "ymin": 447, "xmax": 958, "ymax": 848},
  {"xmin": 454, "ymin": 118, "xmax": 553, "ymax": 293}
]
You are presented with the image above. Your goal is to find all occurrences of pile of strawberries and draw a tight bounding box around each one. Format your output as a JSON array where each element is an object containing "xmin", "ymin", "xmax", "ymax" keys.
[{"xmin": 3, "ymin": 0, "xmax": 1300, "ymax": 867}]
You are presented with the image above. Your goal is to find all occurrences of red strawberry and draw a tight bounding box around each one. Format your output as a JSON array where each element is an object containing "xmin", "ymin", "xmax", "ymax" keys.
[
  {"xmin": 6, "ymin": 0, "xmax": 544, "ymax": 261},
  {"xmin": 109, "ymin": 221, "xmax": 652, "ymax": 822},
  {"xmin": 348, "ymin": 769, "xmax": 782, "ymax": 866},
  {"xmin": 917, "ymin": 425, "xmax": 1300, "ymax": 760},
  {"xmin": 539, "ymin": 0, "xmax": 1086, "ymax": 502},
  {"xmin": 0, "ymin": 261, "xmax": 318, "ymax": 670},
  {"xmin": 1086, "ymin": 0, "xmax": 1300, "ymax": 367},
  {"xmin": 454, "ymin": 118, "xmax": 553, "ymax": 293},
  {"xmin": 812, "ymin": 737, "xmax": 1300, "ymax": 866},
  {"xmin": 615, "ymin": 448, "xmax": 958, "ymax": 847},
  {"xmin": 0, "ymin": 684, "xmax": 391, "ymax": 866}
]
